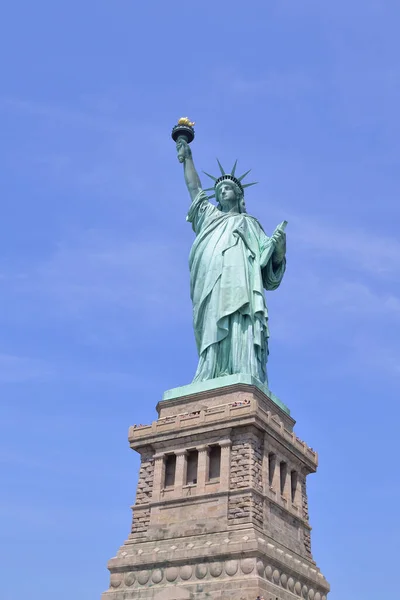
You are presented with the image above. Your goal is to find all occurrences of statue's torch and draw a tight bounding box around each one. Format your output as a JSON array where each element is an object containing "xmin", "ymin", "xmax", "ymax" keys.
[{"xmin": 171, "ymin": 117, "xmax": 195, "ymax": 162}]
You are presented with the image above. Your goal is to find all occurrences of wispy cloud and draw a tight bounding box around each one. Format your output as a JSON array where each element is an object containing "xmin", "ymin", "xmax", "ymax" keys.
[
  {"xmin": 272, "ymin": 275, "xmax": 400, "ymax": 378},
  {"xmin": 0, "ymin": 352, "xmax": 146, "ymax": 386},
  {"xmin": 274, "ymin": 0, "xmax": 386, "ymax": 18},
  {"xmin": 228, "ymin": 71, "xmax": 317, "ymax": 98},
  {"xmin": 3, "ymin": 212, "xmax": 400, "ymax": 360},
  {"xmin": 0, "ymin": 228, "xmax": 191, "ymax": 331},
  {"xmin": 258, "ymin": 202, "xmax": 400, "ymax": 279},
  {"xmin": 32, "ymin": 229, "xmax": 189, "ymax": 315},
  {"xmin": 346, "ymin": 332, "xmax": 400, "ymax": 378},
  {"xmin": 1, "ymin": 183, "xmax": 399, "ymax": 375},
  {"xmin": 321, "ymin": 280, "xmax": 400, "ymax": 316},
  {"xmin": 263, "ymin": 213, "xmax": 400, "ymax": 377},
  {"xmin": 288, "ymin": 214, "xmax": 400, "ymax": 277},
  {"xmin": 0, "ymin": 96, "xmax": 134, "ymax": 135},
  {"xmin": 0, "ymin": 354, "xmax": 54, "ymax": 383},
  {"xmin": 0, "ymin": 95, "xmax": 163, "ymax": 196}
]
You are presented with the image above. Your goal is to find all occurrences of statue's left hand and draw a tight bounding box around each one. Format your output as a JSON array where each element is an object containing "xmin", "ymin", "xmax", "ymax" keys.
[{"xmin": 271, "ymin": 229, "xmax": 286, "ymax": 263}]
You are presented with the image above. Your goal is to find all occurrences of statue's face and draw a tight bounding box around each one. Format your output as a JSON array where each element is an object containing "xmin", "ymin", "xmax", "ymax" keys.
[{"xmin": 217, "ymin": 182, "xmax": 238, "ymax": 211}]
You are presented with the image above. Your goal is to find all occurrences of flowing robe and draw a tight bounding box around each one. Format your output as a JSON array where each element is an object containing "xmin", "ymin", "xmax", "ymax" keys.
[{"xmin": 187, "ymin": 190, "xmax": 286, "ymax": 384}]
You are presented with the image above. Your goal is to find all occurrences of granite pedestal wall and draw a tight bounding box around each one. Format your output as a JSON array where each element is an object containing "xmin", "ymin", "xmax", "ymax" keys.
[{"xmin": 102, "ymin": 382, "xmax": 330, "ymax": 600}]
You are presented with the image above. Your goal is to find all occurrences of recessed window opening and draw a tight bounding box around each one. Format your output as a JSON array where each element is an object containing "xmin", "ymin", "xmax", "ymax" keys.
[
  {"xmin": 280, "ymin": 461, "xmax": 287, "ymax": 496},
  {"xmin": 268, "ymin": 453, "xmax": 276, "ymax": 487},
  {"xmin": 291, "ymin": 470, "xmax": 298, "ymax": 503},
  {"xmin": 186, "ymin": 449, "xmax": 198, "ymax": 484},
  {"xmin": 164, "ymin": 454, "xmax": 176, "ymax": 487},
  {"xmin": 208, "ymin": 445, "xmax": 221, "ymax": 480}
]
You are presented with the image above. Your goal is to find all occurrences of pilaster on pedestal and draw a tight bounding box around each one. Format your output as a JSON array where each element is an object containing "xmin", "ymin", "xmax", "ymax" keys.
[
  {"xmin": 196, "ymin": 445, "xmax": 208, "ymax": 494},
  {"xmin": 219, "ymin": 438, "xmax": 232, "ymax": 491},
  {"xmin": 174, "ymin": 448, "xmax": 188, "ymax": 495},
  {"xmin": 152, "ymin": 452, "xmax": 165, "ymax": 502},
  {"xmin": 102, "ymin": 380, "xmax": 330, "ymax": 600}
]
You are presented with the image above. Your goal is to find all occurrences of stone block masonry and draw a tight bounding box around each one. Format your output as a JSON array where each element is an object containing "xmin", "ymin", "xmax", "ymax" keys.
[
  {"xmin": 134, "ymin": 447, "xmax": 154, "ymax": 505},
  {"xmin": 230, "ymin": 427, "xmax": 263, "ymax": 493},
  {"xmin": 101, "ymin": 382, "xmax": 330, "ymax": 600}
]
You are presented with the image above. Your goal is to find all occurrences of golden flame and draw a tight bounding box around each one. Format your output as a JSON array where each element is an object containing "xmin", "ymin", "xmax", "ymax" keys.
[{"xmin": 177, "ymin": 117, "xmax": 195, "ymax": 128}]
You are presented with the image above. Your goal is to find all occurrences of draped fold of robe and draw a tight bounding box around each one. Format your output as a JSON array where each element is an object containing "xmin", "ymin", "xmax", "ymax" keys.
[{"xmin": 187, "ymin": 190, "xmax": 286, "ymax": 384}]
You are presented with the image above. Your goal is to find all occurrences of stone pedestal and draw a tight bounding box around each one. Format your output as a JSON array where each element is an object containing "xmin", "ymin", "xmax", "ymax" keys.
[{"xmin": 102, "ymin": 381, "xmax": 330, "ymax": 600}]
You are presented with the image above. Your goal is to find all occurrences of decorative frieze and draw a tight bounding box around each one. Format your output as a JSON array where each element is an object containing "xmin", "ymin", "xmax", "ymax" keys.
[
  {"xmin": 129, "ymin": 396, "xmax": 318, "ymax": 469},
  {"xmin": 107, "ymin": 558, "xmax": 329, "ymax": 600}
]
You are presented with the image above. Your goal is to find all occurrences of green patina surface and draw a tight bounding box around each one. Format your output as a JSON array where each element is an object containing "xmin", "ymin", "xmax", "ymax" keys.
[
  {"xmin": 163, "ymin": 373, "xmax": 290, "ymax": 415},
  {"xmin": 174, "ymin": 129, "xmax": 287, "ymax": 391}
]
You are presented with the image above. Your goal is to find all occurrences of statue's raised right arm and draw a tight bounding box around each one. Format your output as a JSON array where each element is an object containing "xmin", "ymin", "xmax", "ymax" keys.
[{"xmin": 176, "ymin": 138, "xmax": 202, "ymax": 203}]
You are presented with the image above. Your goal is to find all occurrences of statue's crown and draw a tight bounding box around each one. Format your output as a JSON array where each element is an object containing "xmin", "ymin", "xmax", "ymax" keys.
[{"xmin": 203, "ymin": 160, "xmax": 257, "ymax": 199}]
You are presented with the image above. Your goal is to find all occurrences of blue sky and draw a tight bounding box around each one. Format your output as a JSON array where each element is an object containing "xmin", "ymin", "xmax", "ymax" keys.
[{"xmin": 1, "ymin": 1, "xmax": 399, "ymax": 598}]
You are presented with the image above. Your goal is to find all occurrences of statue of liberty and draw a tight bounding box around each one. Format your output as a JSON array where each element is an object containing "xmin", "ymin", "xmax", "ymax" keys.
[{"xmin": 173, "ymin": 119, "xmax": 287, "ymax": 385}]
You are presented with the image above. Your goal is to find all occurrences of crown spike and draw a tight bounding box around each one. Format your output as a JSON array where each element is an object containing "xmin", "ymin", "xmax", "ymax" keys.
[
  {"xmin": 203, "ymin": 187, "xmax": 215, "ymax": 192},
  {"xmin": 202, "ymin": 171, "xmax": 217, "ymax": 181},
  {"xmin": 208, "ymin": 194, "xmax": 216, "ymax": 200},
  {"xmin": 238, "ymin": 169, "xmax": 252, "ymax": 182},
  {"xmin": 242, "ymin": 182, "xmax": 258, "ymax": 189},
  {"xmin": 231, "ymin": 160, "xmax": 238, "ymax": 177},
  {"xmin": 216, "ymin": 159, "xmax": 226, "ymax": 176}
]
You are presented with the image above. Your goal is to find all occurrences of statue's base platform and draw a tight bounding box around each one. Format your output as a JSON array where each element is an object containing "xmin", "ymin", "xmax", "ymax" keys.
[
  {"xmin": 162, "ymin": 373, "xmax": 290, "ymax": 415},
  {"xmin": 102, "ymin": 382, "xmax": 330, "ymax": 600}
]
